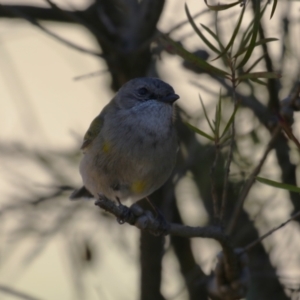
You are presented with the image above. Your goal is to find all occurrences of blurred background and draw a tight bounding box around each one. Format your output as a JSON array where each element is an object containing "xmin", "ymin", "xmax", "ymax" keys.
[{"xmin": 0, "ymin": 0, "xmax": 300, "ymax": 299}]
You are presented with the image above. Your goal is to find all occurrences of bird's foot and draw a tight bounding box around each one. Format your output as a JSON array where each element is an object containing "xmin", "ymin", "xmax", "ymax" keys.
[
  {"xmin": 116, "ymin": 197, "xmax": 135, "ymax": 225},
  {"xmin": 132, "ymin": 203, "xmax": 170, "ymax": 236},
  {"xmin": 95, "ymin": 194, "xmax": 135, "ymax": 225},
  {"xmin": 95, "ymin": 194, "xmax": 170, "ymax": 235}
]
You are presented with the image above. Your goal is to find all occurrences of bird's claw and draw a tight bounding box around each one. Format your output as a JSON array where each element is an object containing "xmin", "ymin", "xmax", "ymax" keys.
[{"xmin": 132, "ymin": 204, "xmax": 170, "ymax": 236}]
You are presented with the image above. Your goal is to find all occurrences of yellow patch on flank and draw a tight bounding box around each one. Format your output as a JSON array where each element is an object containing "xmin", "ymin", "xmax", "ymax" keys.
[
  {"xmin": 102, "ymin": 141, "xmax": 111, "ymax": 153},
  {"xmin": 131, "ymin": 180, "xmax": 147, "ymax": 194}
]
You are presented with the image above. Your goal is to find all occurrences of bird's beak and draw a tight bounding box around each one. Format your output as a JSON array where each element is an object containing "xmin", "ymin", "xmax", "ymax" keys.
[{"xmin": 162, "ymin": 93, "xmax": 180, "ymax": 104}]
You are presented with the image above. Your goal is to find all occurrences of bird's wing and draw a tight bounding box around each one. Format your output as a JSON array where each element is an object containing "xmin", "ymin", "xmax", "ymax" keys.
[
  {"xmin": 80, "ymin": 114, "xmax": 104, "ymax": 150},
  {"xmin": 80, "ymin": 99, "xmax": 118, "ymax": 151}
]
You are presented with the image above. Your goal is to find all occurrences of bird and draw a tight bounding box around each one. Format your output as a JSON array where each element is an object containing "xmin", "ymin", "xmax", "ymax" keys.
[{"xmin": 70, "ymin": 77, "xmax": 179, "ymax": 204}]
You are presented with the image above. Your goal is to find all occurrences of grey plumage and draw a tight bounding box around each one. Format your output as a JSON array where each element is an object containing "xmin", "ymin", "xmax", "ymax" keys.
[{"xmin": 70, "ymin": 77, "xmax": 179, "ymax": 202}]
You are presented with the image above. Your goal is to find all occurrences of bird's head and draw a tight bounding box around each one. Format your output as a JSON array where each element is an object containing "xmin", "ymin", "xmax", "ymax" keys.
[{"xmin": 115, "ymin": 77, "xmax": 179, "ymax": 109}]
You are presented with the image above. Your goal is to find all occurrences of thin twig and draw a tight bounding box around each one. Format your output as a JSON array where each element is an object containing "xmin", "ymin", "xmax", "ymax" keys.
[
  {"xmin": 73, "ymin": 69, "xmax": 108, "ymax": 81},
  {"xmin": 226, "ymin": 125, "xmax": 281, "ymax": 235},
  {"xmin": 220, "ymin": 78, "xmax": 237, "ymax": 222},
  {"xmin": 167, "ymin": 9, "xmax": 209, "ymax": 34},
  {"xmin": 0, "ymin": 284, "xmax": 43, "ymax": 300},
  {"xmin": 0, "ymin": 4, "xmax": 103, "ymax": 57},
  {"xmin": 279, "ymin": 82, "xmax": 300, "ymax": 150},
  {"xmin": 280, "ymin": 120, "xmax": 300, "ymax": 150},
  {"xmin": 210, "ymin": 146, "xmax": 220, "ymax": 220},
  {"xmin": 242, "ymin": 210, "xmax": 300, "ymax": 253},
  {"xmin": 44, "ymin": 0, "xmax": 111, "ymax": 48},
  {"xmin": 220, "ymin": 119, "xmax": 235, "ymax": 222}
]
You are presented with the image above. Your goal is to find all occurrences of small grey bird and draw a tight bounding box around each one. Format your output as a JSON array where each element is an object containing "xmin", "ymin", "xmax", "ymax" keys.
[{"xmin": 70, "ymin": 77, "xmax": 179, "ymax": 203}]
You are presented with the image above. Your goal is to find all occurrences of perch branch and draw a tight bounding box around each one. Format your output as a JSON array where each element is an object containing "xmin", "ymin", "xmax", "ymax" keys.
[{"xmin": 95, "ymin": 195, "xmax": 240, "ymax": 283}]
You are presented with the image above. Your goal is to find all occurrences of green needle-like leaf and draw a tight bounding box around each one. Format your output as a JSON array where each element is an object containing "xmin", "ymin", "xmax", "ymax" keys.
[
  {"xmin": 213, "ymin": 12, "xmax": 229, "ymax": 67},
  {"xmin": 245, "ymin": 54, "xmax": 266, "ymax": 73},
  {"xmin": 220, "ymin": 104, "xmax": 238, "ymax": 139},
  {"xmin": 256, "ymin": 177, "xmax": 300, "ymax": 193},
  {"xmin": 237, "ymin": 0, "xmax": 264, "ymax": 69},
  {"xmin": 212, "ymin": 4, "xmax": 246, "ymax": 61},
  {"xmin": 160, "ymin": 35, "xmax": 229, "ymax": 77},
  {"xmin": 249, "ymin": 78, "xmax": 268, "ymax": 86},
  {"xmin": 200, "ymin": 24, "xmax": 225, "ymax": 51},
  {"xmin": 234, "ymin": 38, "xmax": 278, "ymax": 58},
  {"xmin": 204, "ymin": 0, "xmax": 241, "ymax": 11},
  {"xmin": 199, "ymin": 94, "xmax": 215, "ymax": 133},
  {"xmin": 238, "ymin": 71, "xmax": 281, "ymax": 80},
  {"xmin": 214, "ymin": 90, "xmax": 222, "ymax": 139},
  {"xmin": 185, "ymin": 4, "xmax": 221, "ymax": 54},
  {"xmin": 239, "ymin": 23, "xmax": 255, "ymax": 53},
  {"xmin": 237, "ymin": 3, "xmax": 268, "ymax": 54},
  {"xmin": 185, "ymin": 122, "xmax": 215, "ymax": 141},
  {"xmin": 270, "ymin": 0, "xmax": 277, "ymax": 19}
]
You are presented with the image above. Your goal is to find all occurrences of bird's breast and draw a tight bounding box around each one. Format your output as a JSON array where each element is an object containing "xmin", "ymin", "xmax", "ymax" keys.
[{"xmin": 104, "ymin": 101, "xmax": 176, "ymax": 156}]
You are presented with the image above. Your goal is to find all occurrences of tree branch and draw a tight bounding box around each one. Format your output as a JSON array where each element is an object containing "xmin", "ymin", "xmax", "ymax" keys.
[
  {"xmin": 0, "ymin": 4, "xmax": 103, "ymax": 57},
  {"xmin": 243, "ymin": 210, "xmax": 300, "ymax": 253},
  {"xmin": 94, "ymin": 195, "xmax": 240, "ymax": 283},
  {"xmin": 0, "ymin": 284, "xmax": 42, "ymax": 300},
  {"xmin": 0, "ymin": 4, "xmax": 73, "ymax": 23}
]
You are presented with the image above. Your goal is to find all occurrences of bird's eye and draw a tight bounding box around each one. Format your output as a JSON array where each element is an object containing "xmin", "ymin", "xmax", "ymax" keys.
[{"xmin": 137, "ymin": 87, "xmax": 148, "ymax": 96}]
